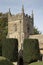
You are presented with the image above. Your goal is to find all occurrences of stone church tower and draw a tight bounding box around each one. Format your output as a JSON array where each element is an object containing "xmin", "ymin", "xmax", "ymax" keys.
[{"xmin": 7, "ymin": 6, "xmax": 34, "ymax": 51}]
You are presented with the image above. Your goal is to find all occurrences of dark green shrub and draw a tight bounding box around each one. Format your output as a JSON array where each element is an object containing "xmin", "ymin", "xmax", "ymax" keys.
[
  {"xmin": 0, "ymin": 40, "xmax": 2, "ymax": 56},
  {"xmin": 23, "ymin": 39, "xmax": 40, "ymax": 63},
  {"xmin": 0, "ymin": 46, "xmax": 2, "ymax": 56},
  {"xmin": 2, "ymin": 38, "xmax": 18, "ymax": 62},
  {"xmin": 0, "ymin": 56, "xmax": 14, "ymax": 65}
]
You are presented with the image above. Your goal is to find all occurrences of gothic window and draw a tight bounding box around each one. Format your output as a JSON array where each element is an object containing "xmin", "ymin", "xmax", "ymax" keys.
[
  {"xmin": 14, "ymin": 24, "xmax": 17, "ymax": 31},
  {"xmin": 27, "ymin": 24, "xmax": 29, "ymax": 33}
]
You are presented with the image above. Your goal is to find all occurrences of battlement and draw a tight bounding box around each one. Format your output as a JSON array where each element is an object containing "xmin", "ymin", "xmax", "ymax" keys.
[
  {"xmin": 8, "ymin": 12, "xmax": 33, "ymax": 22},
  {"xmin": 11, "ymin": 13, "xmax": 23, "ymax": 21}
]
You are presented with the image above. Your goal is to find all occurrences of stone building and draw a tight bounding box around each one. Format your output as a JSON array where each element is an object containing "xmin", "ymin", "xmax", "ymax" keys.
[
  {"xmin": 7, "ymin": 5, "xmax": 34, "ymax": 51},
  {"xmin": 5, "ymin": 5, "xmax": 43, "ymax": 62},
  {"xmin": 0, "ymin": 5, "xmax": 43, "ymax": 65}
]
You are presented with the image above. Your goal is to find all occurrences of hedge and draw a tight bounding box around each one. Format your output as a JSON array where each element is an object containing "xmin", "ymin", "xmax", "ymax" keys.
[
  {"xmin": 0, "ymin": 46, "xmax": 2, "ymax": 56},
  {"xmin": 2, "ymin": 38, "xmax": 18, "ymax": 62},
  {"xmin": 0, "ymin": 40, "xmax": 2, "ymax": 56},
  {"xmin": 0, "ymin": 56, "xmax": 14, "ymax": 65},
  {"xmin": 23, "ymin": 39, "xmax": 40, "ymax": 63}
]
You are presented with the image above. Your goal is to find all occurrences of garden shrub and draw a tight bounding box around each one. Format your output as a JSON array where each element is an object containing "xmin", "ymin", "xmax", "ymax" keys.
[
  {"xmin": 29, "ymin": 61, "xmax": 43, "ymax": 65},
  {"xmin": 0, "ymin": 56, "xmax": 14, "ymax": 65},
  {"xmin": 2, "ymin": 38, "xmax": 18, "ymax": 62},
  {"xmin": 0, "ymin": 46, "xmax": 2, "ymax": 56},
  {"xmin": 0, "ymin": 40, "xmax": 2, "ymax": 56},
  {"xmin": 23, "ymin": 39, "xmax": 40, "ymax": 63}
]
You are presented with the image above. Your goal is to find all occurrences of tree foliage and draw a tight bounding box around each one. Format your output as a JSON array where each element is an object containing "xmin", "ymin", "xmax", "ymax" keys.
[
  {"xmin": 34, "ymin": 27, "xmax": 41, "ymax": 34},
  {"xmin": 0, "ymin": 13, "xmax": 8, "ymax": 41}
]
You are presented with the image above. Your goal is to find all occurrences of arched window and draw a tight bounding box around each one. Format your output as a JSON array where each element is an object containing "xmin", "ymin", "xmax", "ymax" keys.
[{"xmin": 27, "ymin": 24, "xmax": 29, "ymax": 33}]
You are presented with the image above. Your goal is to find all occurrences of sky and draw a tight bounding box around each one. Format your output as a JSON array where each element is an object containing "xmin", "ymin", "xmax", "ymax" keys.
[{"xmin": 0, "ymin": 0, "xmax": 43, "ymax": 34}]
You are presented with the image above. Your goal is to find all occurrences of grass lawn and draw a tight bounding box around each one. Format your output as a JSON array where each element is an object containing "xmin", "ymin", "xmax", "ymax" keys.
[{"xmin": 29, "ymin": 61, "xmax": 43, "ymax": 65}]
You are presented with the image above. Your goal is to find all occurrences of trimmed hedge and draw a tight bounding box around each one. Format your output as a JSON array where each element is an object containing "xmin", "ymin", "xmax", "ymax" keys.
[
  {"xmin": 23, "ymin": 39, "xmax": 40, "ymax": 63},
  {"xmin": 2, "ymin": 38, "xmax": 18, "ymax": 62},
  {"xmin": 0, "ymin": 56, "xmax": 14, "ymax": 65},
  {"xmin": 0, "ymin": 40, "xmax": 2, "ymax": 56},
  {"xmin": 0, "ymin": 46, "xmax": 2, "ymax": 56}
]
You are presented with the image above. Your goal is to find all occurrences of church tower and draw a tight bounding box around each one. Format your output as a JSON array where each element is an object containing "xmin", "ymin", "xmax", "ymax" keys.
[{"xmin": 7, "ymin": 5, "xmax": 34, "ymax": 52}]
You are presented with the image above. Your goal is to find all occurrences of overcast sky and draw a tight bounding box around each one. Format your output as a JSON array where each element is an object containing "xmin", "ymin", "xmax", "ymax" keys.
[{"xmin": 0, "ymin": 0, "xmax": 43, "ymax": 34}]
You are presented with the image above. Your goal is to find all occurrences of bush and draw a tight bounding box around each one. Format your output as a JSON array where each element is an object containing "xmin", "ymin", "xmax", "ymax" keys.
[
  {"xmin": 2, "ymin": 38, "xmax": 18, "ymax": 62},
  {"xmin": 0, "ymin": 46, "xmax": 2, "ymax": 56},
  {"xmin": 0, "ymin": 56, "xmax": 14, "ymax": 65},
  {"xmin": 29, "ymin": 61, "xmax": 43, "ymax": 65},
  {"xmin": 0, "ymin": 40, "xmax": 2, "ymax": 56},
  {"xmin": 23, "ymin": 39, "xmax": 40, "ymax": 63}
]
